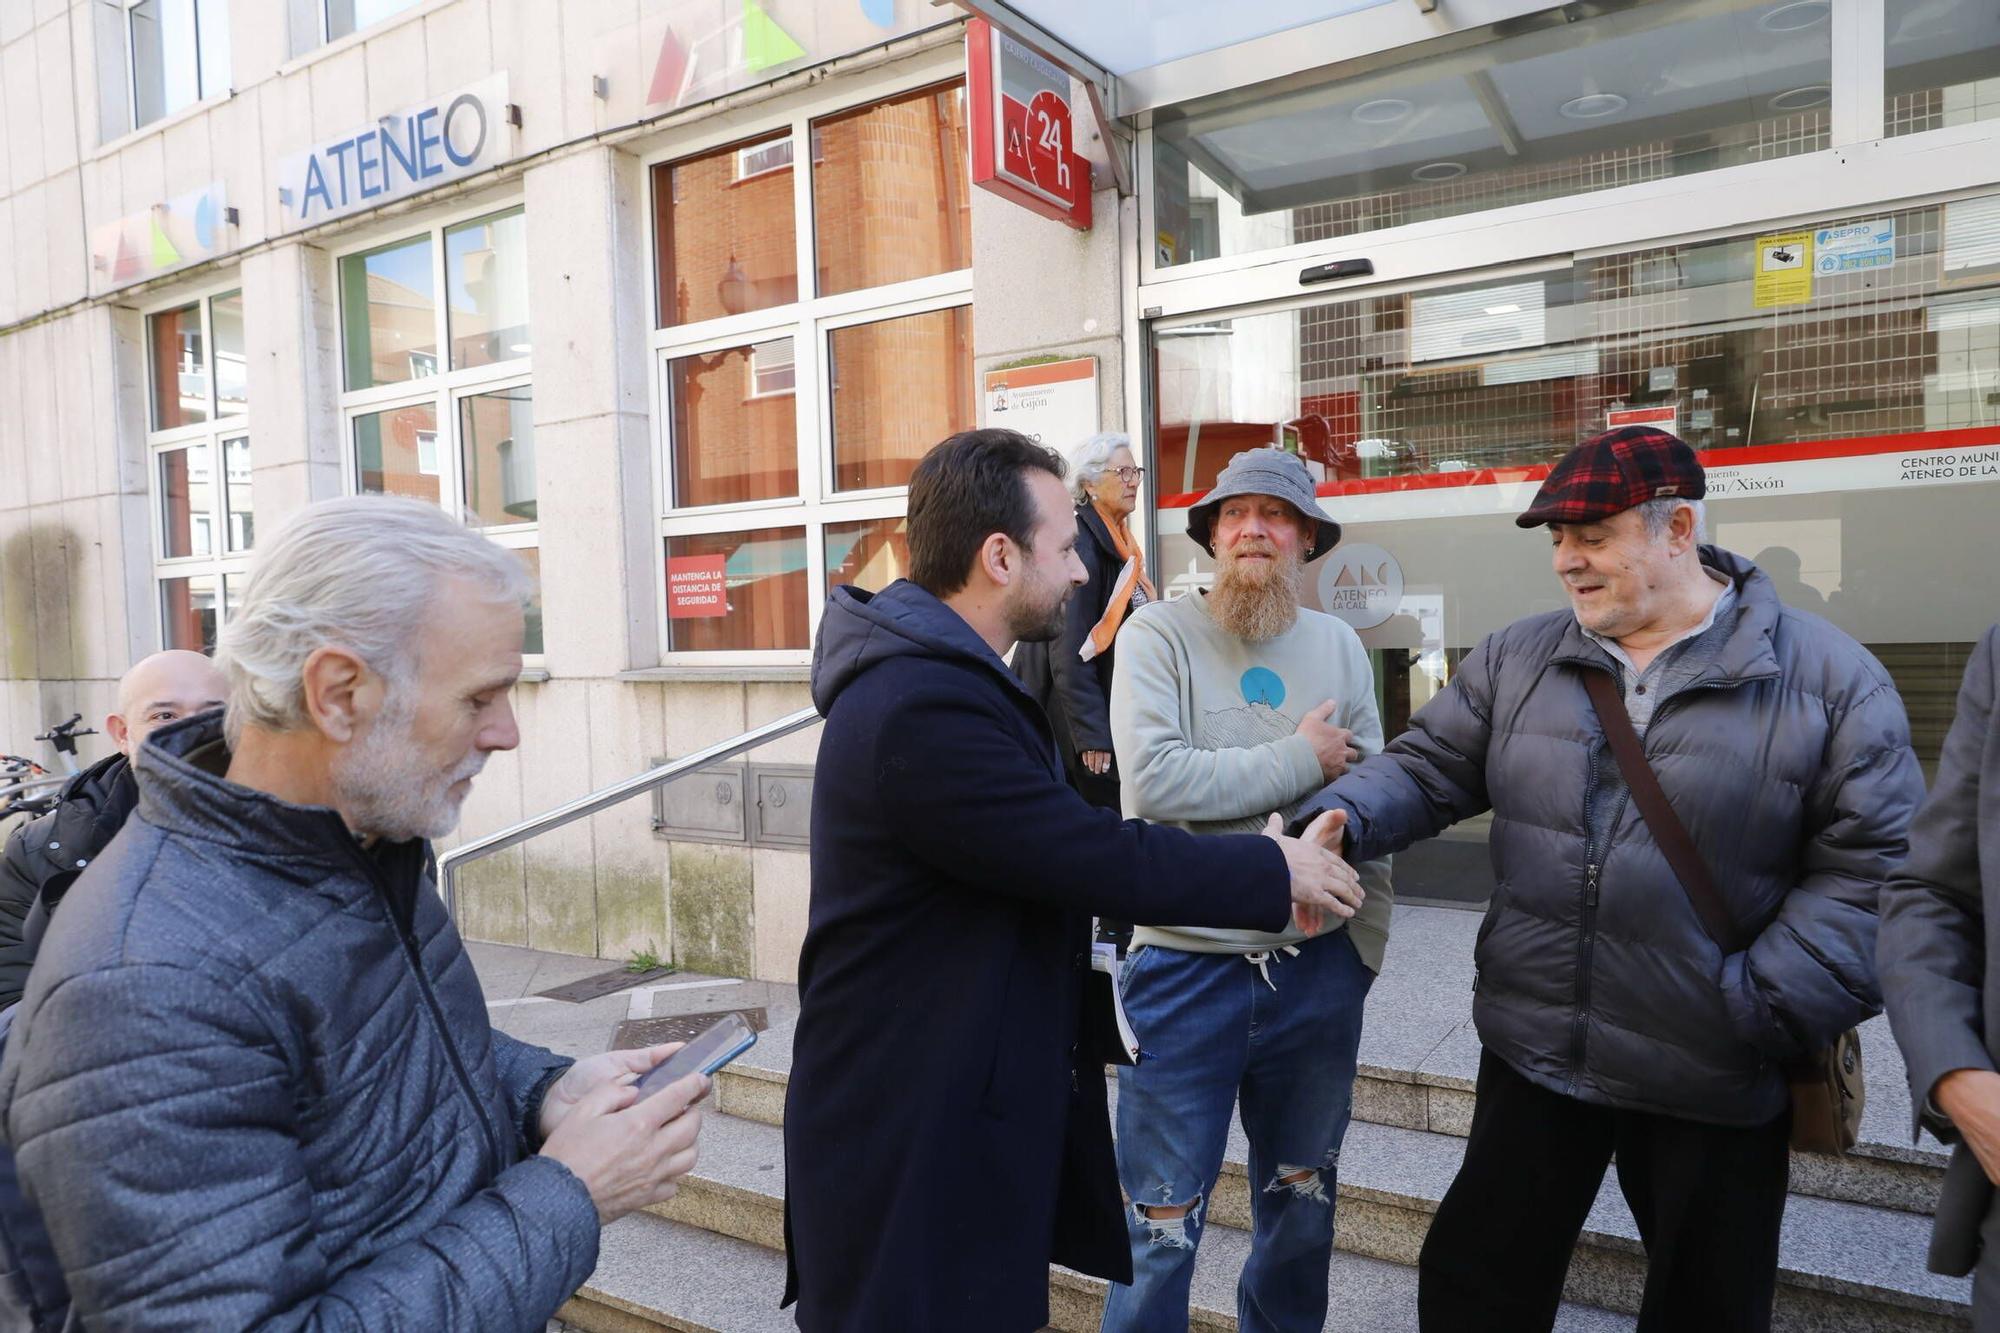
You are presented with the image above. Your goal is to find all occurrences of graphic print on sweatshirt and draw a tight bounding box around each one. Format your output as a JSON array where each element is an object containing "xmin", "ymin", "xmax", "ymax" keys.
[{"xmin": 1191, "ymin": 666, "xmax": 1308, "ymax": 832}]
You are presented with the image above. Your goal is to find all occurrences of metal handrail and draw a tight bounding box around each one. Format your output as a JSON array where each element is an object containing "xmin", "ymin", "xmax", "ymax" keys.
[{"xmin": 438, "ymin": 705, "xmax": 822, "ymax": 919}]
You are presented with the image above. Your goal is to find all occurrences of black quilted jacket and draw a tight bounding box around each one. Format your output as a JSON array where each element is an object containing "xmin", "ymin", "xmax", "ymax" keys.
[{"xmin": 1302, "ymin": 548, "xmax": 1925, "ymax": 1125}]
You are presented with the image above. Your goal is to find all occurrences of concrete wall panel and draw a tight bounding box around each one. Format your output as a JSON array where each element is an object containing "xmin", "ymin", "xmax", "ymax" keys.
[
  {"xmin": 205, "ymin": 94, "xmax": 266, "ymax": 242},
  {"xmin": 582, "ymin": 678, "xmax": 669, "ymax": 965},
  {"xmin": 3, "ymin": 35, "xmax": 45, "ymax": 194},
  {"xmin": 362, "ymin": 13, "xmax": 428, "ymax": 112},
  {"xmin": 308, "ymin": 46, "xmax": 367, "ymax": 143},
  {"xmin": 424, "ymin": 0, "xmax": 493, "ymax": 99},
  {"xmin": 451, "ymin": 740, "xmax": 530, "ymax": 947},
  {"xmin": 486, "ymin": 0, "xmax": 565, "ymax": 159},
  {"xmin": 750, "ymin": 845, "xmax": 808, "ymax": 985},
  {"xmin": 667, "ymin": 841, "xmax": 751, "ymax": 978},
  {"xmin": 9, "ymin": 184, "xmax": 48, "ymax": 321},
  {"xmin": 514, "ymin": 679, "xmax": 599, "ymax": 957},
  {"xmin": 114, "ymin": 135, "xmax": 164, "ymax": 223},
  {"xmin": 43, "ymin": 168, "xmax": 87, "ymax": 311},
  {"xmin": 36, "ymin": 16, "xmax": 79, "ymax": 181}
]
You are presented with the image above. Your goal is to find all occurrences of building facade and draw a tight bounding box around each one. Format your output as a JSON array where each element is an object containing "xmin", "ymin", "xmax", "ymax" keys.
[{"xmin": 1, "ymin": 0, "xmax": 1996, "ymax": 968}]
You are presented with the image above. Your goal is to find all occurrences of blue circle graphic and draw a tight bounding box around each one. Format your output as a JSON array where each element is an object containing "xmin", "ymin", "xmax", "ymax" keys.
[{"xmin": 1240, "ymin": 667, "xmax": 1286, "ymax": 709}]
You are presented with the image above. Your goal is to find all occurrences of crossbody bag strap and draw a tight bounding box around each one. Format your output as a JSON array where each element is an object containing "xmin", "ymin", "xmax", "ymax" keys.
[{"xmin": 1580, "ymin": 668, "xmax": 1745, "ymax": 956}]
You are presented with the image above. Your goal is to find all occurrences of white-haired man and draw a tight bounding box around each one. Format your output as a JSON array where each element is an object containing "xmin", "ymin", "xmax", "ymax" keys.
[
  {"xmin": 1297, "ymin": 428, "xmax": 1921, "ymax": 1331},
  {"xmin": 0, "ymin": 496, "xmax": 706, "ymax": 1329}
]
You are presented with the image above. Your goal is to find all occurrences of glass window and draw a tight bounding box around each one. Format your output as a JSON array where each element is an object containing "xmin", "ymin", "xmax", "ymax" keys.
[
  {"xmin": 1150, "ymin": 0, "xmax": 1833, "ymax": 267},
  {"xmin": 213, "ymin": 290, "xmax": 247, "ymax": 416},
  {"xmin": 1151, "ymin": 191, "xmax": 2000, "ymax": 820},
  {"xmin": 667, "ymin": 340, "xmax": 800, "ymax": 507},
  {"xmin": 147, "ymin": 289, "xmax": 251, "ymax": 653},
  {"xmin": 828, "ymin": 307, "xmax": 974, "ymax": 492},
  {"xmin": 665, "ymin": 527, "xmax": 810, "ymax": 652},
  {"xmin": 825, "ymin": 516, "xmax": 909, "ymax": 594},
  {"xmin": 1886, "ymin": 0, "xmax": 2000, "ymax": 137},
  {"xmin": 458, "ymin": 386, "xmax": 536, "ymax": 527},
  {"xmin": 354, "ymin": 402, "xmax": 442, "ymax": 504},
  {"xmin": 654, "ymin": 134, "xmax": 799, "ymax": 328},
  {"xmin": 341, "ymin": 236, "xmax": 439, "ymax": 392},
  {"xmin": 446, "ymin": 210, "xmax": 531, "ymax": 370},
  {"xmin": 130, "ymin": 0, "xmax": 228, "ymax": 129},
  {"xmin": 222, "ymin": 436, "xmax": 253, "ymax": 552},
  {"xmin": 149, "ymin": 303, "xmax": 207, "ymax": 431},
  {"xmin": 750, "ymin": 337, "xmax": 796, "ymax": 398},
  {"xmin": 338, "ymin": 216, "xmax": 541, "ymax": 653},
  {"xmin": 813, "ymin": 84, "xmax": 972, "ymax": 297},
  {"xmin": 159, "ymin": 443, "xmax": 214, "ymax": 559},
  {"xmin": 324, "ymin": 0, "xmax": 422, "ymax": 41},
  {"xmin": 160, "ymin": 574, "xmax": 219, "ymax": 653},
  {"xmin": 651, "ymin": 80, "xmax": 974, "ymax": 656}
]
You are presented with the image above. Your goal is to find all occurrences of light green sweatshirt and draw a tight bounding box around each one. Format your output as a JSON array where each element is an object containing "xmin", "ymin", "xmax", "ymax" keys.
[{"xmin": 1108, "ymin": 591, "xmax": 1393, "ymax": 972}]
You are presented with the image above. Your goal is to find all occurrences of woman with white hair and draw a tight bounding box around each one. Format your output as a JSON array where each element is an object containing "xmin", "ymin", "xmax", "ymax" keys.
[{"xmin": 1014, "ymin": 432, "xmax": 1153, "ymax": 829}]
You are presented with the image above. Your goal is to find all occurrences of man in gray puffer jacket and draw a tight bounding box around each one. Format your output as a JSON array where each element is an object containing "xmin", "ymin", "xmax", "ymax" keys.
[
  {"xmin": 1296, "ymin": 428, "xmax": 1922, "ymax": 1333},
  {"xmin": 0, "ymin": 496, "xmax": 708, "ymax": 1331}
]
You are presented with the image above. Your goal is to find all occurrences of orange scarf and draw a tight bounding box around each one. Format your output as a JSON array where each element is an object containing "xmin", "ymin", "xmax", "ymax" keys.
[{"xmin": 1080, "ymin": 502, "xmax": 1157, "ymax": 663}]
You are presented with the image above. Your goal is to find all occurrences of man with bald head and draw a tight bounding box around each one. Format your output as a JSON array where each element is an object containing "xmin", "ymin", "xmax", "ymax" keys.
[{"xmin": 0, "ymin": 650, "xmax": 225, "ymax": 1009}]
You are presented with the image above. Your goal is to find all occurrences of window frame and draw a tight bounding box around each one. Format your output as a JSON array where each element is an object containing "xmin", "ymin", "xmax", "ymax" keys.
[
  {"xmin": 644, "ymin": 50, "xmax": 973, "ymax": 666},
  {"xmin": 141, "ymin": 279, "xmax": 251, "ymax": 653},
  {"xmin": 331, "ymin": 198, "xmax": 544, "ymax": 662},
  {"xmin": 120, "ymin": 0, "xmax": 229, "ymax": 133},
  {"xmin": 315, "ymin": 0, "xmax": 426, "ymax": 47}
]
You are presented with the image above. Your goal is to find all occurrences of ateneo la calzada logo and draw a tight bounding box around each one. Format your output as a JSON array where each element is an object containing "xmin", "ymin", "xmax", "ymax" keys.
[{"xmin": 1316, "ymin": 543, "xmax": 1404, "ymax": 631}]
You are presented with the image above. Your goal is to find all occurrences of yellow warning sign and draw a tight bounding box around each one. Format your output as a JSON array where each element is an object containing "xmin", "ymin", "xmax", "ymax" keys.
[{"xmin": 1754, "ymin": 231, "xmax": 1814, "ymax": 308}]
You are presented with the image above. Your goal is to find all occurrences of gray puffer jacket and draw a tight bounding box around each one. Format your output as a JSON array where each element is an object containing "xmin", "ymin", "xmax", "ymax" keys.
[
  {"xmin": 1302, "ymin": 548, "xmax": 1923, "ymax": 1125},
  {"xmin": 0, "ymin": 711, "xmax": 599, "ymax": 1330}
]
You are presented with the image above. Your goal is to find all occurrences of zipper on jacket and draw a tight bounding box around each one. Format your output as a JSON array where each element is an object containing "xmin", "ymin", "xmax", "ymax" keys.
[
  {"xmin": 351, "ymin": 843, "xmax": 507, "ymax": 1181},
  {"xmin": 1565, "ymin": 729, "xmax": 1603, "ymax": 1097}
]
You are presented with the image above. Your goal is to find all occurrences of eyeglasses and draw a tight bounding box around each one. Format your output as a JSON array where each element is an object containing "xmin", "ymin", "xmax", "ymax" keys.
[{"xmin": 1112, "ymin": 466, "xmax": 1146, "ymax": 482}]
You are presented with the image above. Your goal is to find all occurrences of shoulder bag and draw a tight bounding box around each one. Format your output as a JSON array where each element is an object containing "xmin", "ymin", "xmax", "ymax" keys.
[{"xmin": 1582, "ymin": 669, "xmax": 1863, "ymax": 1155}]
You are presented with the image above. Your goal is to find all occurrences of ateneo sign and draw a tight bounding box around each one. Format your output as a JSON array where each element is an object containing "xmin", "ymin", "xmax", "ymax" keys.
[
  {"xmin": 966, "ymin": 20, "xmax": 1090, "ymax": 230},
  {"xmin": 277, "ymin": 76, "xmax": 511, "ymax": 230}
]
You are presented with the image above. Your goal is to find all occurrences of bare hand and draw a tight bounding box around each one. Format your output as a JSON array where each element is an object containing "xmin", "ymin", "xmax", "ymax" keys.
[
  {"xmin": 1296, "ymin": 701, "xmax": 1359, "ymax": 783},
  {"xmin": 538, "ymin": 1042, "xmax": 702, "ymax": 1142},
  {"xmin": 540, "ymin": 1061, "xmax": 708, "ymax": 1224},
  {"xmin": 1937, "ymin": 1069, "xmax": 2000, "ymax": 1186},
  {"xmin": 1080, "ymin": 750, "xmax": 1114, "ymax": 777},
  {"xmin": 1263, "ymin": 809, "xmax": 1363, "ymax": 936}
]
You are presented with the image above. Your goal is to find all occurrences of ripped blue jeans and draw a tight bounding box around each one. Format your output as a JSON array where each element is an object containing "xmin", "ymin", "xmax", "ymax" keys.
[{"xmin": 1101, "ymin": 929, "xmax": 1373, "ymax": 1333}]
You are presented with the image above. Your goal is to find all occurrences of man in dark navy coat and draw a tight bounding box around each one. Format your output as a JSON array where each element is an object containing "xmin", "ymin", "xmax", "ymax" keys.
[{"xmin": 781, "ymin": 429, "xmax": 1362, "ymax": 1332}]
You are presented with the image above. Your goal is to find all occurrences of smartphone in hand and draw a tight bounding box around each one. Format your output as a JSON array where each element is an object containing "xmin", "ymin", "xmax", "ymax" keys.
[{"xmin": 633, "ymin": 1012, "xmax": 757, "ymax": 1101}]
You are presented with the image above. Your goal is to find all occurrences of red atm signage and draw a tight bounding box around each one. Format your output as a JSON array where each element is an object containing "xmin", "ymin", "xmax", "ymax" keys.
[{"xmin": 967, "ymin": 19, "xmax": 1091, "ymax": 230}]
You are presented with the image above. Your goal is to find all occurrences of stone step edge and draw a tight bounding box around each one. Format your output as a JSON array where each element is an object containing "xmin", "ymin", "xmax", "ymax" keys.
[
  {"xmin": 715, "ymin": 1058, "xmax": 1946, "ymax": 1178},
  {"xmin": 660, "ymin": 1113, "xmax": 1967, "ymax": 1319}
]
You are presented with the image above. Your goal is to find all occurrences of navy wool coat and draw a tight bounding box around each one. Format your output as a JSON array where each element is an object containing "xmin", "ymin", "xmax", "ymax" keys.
[{"xmin": 782, "ymin": 580, "xmax": 1291, "ymax": 1332}]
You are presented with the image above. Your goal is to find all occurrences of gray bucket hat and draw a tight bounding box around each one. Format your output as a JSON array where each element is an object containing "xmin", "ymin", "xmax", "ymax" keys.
[{"xmin": 1185, "ymin": 447, "xmax": 1341, "ymax": 560}]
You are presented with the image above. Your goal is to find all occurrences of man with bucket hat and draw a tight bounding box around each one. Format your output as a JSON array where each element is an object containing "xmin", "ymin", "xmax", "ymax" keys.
[
  {"xmin": 1101, "ymin": 447, "xmax": 1393, "ymax": 1332},
  {"xmin": 1292, "ymin": 426, "xmax": 1922, "ymax": 1331}
]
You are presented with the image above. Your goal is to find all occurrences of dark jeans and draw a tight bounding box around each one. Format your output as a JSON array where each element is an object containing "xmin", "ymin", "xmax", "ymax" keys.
[
  {"xmin": 1102, "ymin": 932, "xmax": 1375, "ymax": 1333},
  {"xmin": 1418, "ymin": 1049, "xmax": 1791, "ymax": 1333}
]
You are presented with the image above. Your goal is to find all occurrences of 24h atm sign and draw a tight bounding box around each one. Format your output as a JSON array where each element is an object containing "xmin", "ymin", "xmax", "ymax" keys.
[{"xmin": 967, "ymin": 19, "xmax": 1091, "ymax": 230}]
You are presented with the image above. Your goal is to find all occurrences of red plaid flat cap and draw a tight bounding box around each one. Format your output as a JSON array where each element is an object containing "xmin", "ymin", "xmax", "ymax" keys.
[{"xmin": 1515, "ymin": 427, "xmax": 1706, "ymax": 528}]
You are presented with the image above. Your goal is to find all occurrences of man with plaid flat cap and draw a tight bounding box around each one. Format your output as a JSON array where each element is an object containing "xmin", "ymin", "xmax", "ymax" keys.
[{"xmin": 1293, "ymin": 427, "xmax": 1923, "ymax": 1332}]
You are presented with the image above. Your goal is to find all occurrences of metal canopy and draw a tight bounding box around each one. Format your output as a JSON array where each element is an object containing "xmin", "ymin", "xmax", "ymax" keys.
[
  {"xmin": 949, "ymin": 0, "xmax": 1584, "ymax": 117},
  {"xmin": 979, "ymin": 0, "xmax": 1399, "ymax": 78}
]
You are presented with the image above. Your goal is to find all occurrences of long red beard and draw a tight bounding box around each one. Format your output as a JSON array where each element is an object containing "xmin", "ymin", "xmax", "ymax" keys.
[{"xmin": 1208, "ymin": 548, "xmax": 1304, "ymax": 641}]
